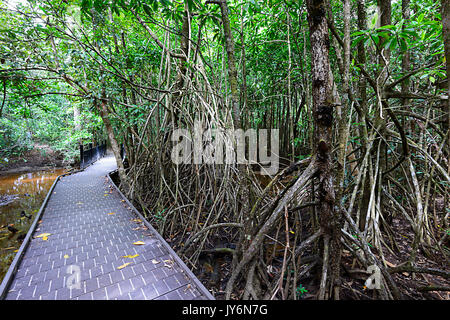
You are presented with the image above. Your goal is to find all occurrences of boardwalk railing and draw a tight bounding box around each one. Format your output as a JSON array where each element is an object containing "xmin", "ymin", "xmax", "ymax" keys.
[
  {"xmin": 80, "ymin": 140, "xmax": 107, "ymax": 169},
  {"xmin": 120, "ymin": 143, "xmax": 126, "ymax": 161}
]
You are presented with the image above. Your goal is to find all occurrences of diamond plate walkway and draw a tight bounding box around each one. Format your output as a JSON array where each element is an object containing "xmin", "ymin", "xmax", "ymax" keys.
[{"xmin": 1, "ymin": 155, "xmax": 214, "ymax": 300}]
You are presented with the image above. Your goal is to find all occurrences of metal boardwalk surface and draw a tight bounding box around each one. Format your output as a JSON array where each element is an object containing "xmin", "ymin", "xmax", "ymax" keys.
[{"xmin": 2, "ymin": 155, "xmax": 213, "ymax": 300}]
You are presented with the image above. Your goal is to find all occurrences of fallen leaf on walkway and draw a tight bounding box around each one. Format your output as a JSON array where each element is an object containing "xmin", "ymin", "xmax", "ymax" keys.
[
  {"xmin": 42, "ymin": 236, "xmax": 48, "ymax": 241},
  {"xmin": 163, "ymin": 259, "xmax": 174, "ymax": 268},
  {"xmin": 76, "ymin": 202, "xmax": 83, "ymax": 205},
  {"xmin": 133, "ymin": 241, "xmax": 145, "ymax": 245},
  {"xmin": 35, "ymin": 233, "xmax": 51, "ymax": 238},
  {"xmin": 108, "ymin": 212, "xmax": 115, "ymax": 215},
  {"xmin": 117, "ymin": 262, "xmax": 132, "ymax": 270},
  {"xmin": 122, "ymin": 254, "xmax": 139, "ymax": 259},
  {"xmin": 152, "ymin": 259, "xmax": 160, "ymax": 264},
  {"xmin": 132, "ymin": 219, "xmax": 142, "ymax": 223},
  {"xmin": 64, "ymin": 254, "xmax": 69, "ymax": 259}
]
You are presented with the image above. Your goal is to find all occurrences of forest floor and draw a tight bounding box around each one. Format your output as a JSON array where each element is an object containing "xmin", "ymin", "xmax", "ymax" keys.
[
  {"xmin": 189, "ymin": 215, "xmax": 449, "ymax": 300},
  {"xmin": 169, "ymin": 193, "xmax": 449, "ymax": 300},
  {"xmin": 0, "ymin": 143, "xmax": 68, "ymax": 174},
  {"xmin": 337, "ymin": 213, "xmax": 449, "ymax": 300}
]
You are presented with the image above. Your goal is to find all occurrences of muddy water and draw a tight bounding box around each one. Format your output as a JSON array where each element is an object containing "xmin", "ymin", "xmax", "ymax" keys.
[{"xmin": 0, "ymin": 168, "xmax": 66, "ymax": 283}]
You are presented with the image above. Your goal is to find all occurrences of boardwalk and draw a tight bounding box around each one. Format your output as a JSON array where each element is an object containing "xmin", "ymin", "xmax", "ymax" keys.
[{"xmin": 1, "ymin": 155, "xmax": 213, "ymax": 300}]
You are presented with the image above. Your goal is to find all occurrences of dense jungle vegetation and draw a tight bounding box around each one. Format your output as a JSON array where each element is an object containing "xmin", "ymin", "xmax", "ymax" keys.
[{"xmin": 0, "ymin": 0, "xmax": 449, "ymax": 299}]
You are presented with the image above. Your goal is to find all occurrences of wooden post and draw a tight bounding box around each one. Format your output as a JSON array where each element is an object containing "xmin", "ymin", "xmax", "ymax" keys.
[
  {"xmin": 80, "ymin": 144, "xmax": 84, "ymax": 169},
  {"xmin": 89, "ymin": 143, "xmax": 93, "ymax": 164}
]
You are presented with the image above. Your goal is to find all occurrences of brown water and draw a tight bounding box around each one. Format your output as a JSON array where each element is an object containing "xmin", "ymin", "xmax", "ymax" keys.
[{"xmin": 0, "ymin": 168, "xmax": 66, "ymax": 283}]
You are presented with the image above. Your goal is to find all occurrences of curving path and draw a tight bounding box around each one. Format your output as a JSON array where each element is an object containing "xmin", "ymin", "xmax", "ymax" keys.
[{"xmin": 2, "ymin": 154, "xmax": 213, "ymax": 300}]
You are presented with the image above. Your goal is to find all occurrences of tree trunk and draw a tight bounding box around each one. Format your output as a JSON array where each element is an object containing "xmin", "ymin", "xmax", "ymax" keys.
[
  {"xmin": 335, "ymin": 0, "xmax": 351, "ymax": 205},
  {"xmin": 219, "ymin": 0, "xmax": 240, "ymax": 128},
  {"xmin": 91, "ymin": 7, "xmax": 129, "ymax": 191},
  {"xmin": 442, "ymin": 0, "xmax": 450, "ymax": 137},
  {"xmin": 97, "ymin": 98, "xmax": 129, "ymax": 191},
  {"xmin": 73, "ymin": 105, "xmax": 81, "ymax": 132},
  {"xmin": 305, "ymin": 0, "xmax": 341, "ymax": 300},
  {"xmin": 356, "ymin": 0, "xmax": 371, "ymax": 231},
  {"xmin": 442, "ymin": 0, "xmax": 450, "ymax": 221},
  {"xmin": 401, "ymin": 0, "xmax": 411, "ymax": 106},
  {"xmin": 172, "ymin": 7, "xmax": 190, "ymax": 125},
  {"xmin": 375, "ymin": 0, "xmax": 391, "ymax": 228}
]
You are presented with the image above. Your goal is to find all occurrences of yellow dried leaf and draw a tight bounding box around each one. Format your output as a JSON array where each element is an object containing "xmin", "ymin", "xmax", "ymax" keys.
[
  {"xmin": 163, "ymin": 259, "xmax": 174, "ymax": 268},
  {"xmin": 133, "ymin": 241, "xmax": 145, "ymax": 245},
  {"xmin": 42, "ymin": 236, "xmax": 48, "ymax": 241},
  {"xmin": 122, "ymin": 254, "xmax": 139, "ymax": 259},
  {"xmin": 35, "ymin": 233, "xmax": 51, "ymax": 238},
  {"xmin": 64, "ymin": 254, "xmax": 69, "ymax": 259},
  {"xmin": 117, "ymin": 262, "xmax": 131, "ymax": 270},
  {"xmin": 108, "ymin": 212, "xmax": 115, "ymax": 215}
]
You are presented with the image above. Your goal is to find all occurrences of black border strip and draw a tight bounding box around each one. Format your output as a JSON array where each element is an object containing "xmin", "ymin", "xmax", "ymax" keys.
[
  {"xmin": 0, "ymin": 154, "xmax": 107, "ymax": 300},
  {"xmin": 106, "ymin": 170, "xmax": 215, "ymax": 300}
]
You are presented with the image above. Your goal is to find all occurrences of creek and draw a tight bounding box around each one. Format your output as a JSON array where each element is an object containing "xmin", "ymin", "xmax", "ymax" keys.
[{"xmin": 0, "ymin": 168, "xmax": 66, "ymax": 283}]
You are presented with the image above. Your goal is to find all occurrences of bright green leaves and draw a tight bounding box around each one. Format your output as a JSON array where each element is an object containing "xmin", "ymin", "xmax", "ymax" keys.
[
  {"xmin": 352, "ymin": 1, "xmax": 443, "ymax": 59},
  {"xmin": 352, "ymin": 25, "xmax": 404, "ymax": 52}
]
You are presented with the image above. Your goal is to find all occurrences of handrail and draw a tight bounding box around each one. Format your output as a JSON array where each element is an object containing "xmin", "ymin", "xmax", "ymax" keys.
[{"xmin": 80, "ymin": 140, "xmax": 107, "ymax": 169}]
